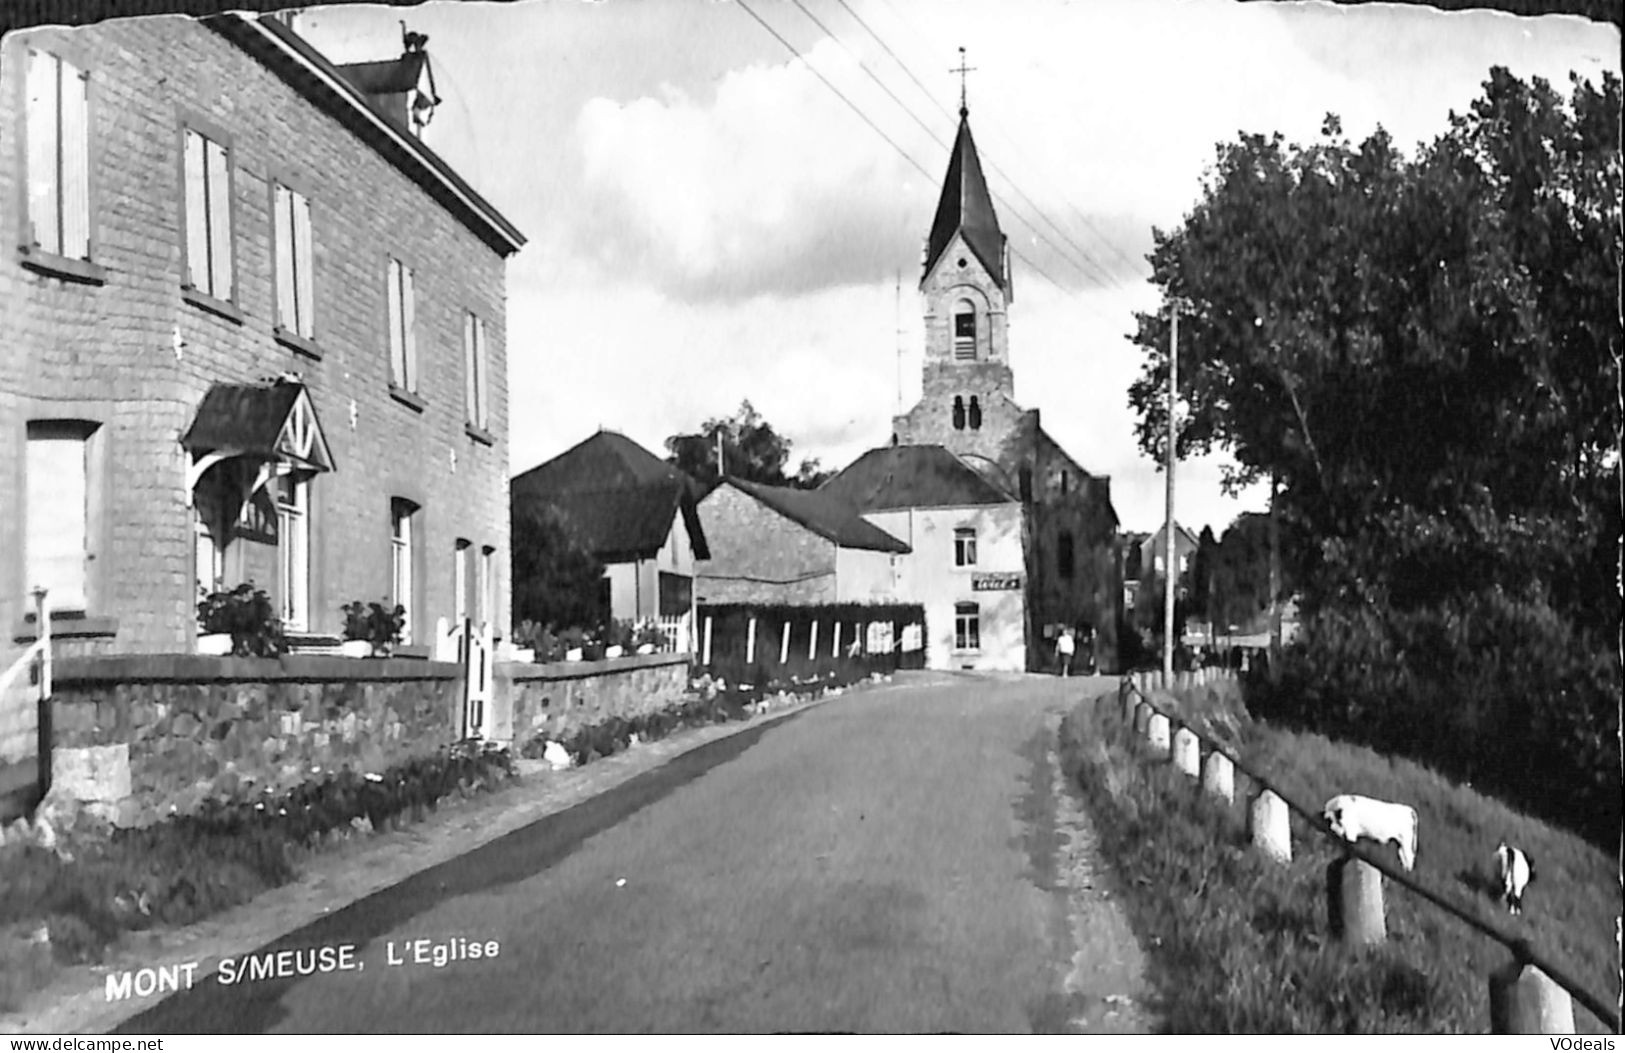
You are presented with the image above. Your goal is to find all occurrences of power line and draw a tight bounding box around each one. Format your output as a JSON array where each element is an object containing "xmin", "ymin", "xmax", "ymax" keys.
[
  {"xmin": 731, "ymin": 0, "xmax": 1078, "ymax": 297},
  {"xmin": 783, "ymin": 0, "xmax": 1109, "ymax": 289},
  {"xmin": 858, "ymin": 0, "xmax": 1144, "ymax": 280}
]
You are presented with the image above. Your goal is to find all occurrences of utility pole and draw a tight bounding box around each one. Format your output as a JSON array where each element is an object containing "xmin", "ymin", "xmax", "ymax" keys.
[
  {"xmin": 1164, "ymin": 306, "xmax": 1179, "ymax": 687},
  {"xmin": 1269, "ymin": 470, "xmax": 1282, "ymax": 678},
  {"xmin": 895, "ymin": 271, "xmax": 904, "ymax": 417},
  {"xmin": 716, "ymin": 430, "xmax": 725, "ymax": 480}
]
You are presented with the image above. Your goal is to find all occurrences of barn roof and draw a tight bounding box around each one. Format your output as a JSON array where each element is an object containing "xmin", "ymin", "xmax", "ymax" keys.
[{"xmin": 725, "ymin": 479, "xmax": 910, "ymax": 554}]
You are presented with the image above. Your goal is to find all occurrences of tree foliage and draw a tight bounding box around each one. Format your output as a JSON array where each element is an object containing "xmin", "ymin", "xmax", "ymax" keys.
[
  {"xmin": 1130, "ymin": 67, "xmax": 1621, "ymax": 845},
  {"xmin": 665, "ymin": 400, "xmax": 833, "ymax": 491},
  {"xmin": 510, "ymin": 497, "xmax": 607, "ymax": 632}
]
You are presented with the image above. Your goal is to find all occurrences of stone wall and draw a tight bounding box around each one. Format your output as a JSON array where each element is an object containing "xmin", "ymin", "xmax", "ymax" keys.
[
  {"xmin": 46, "ymin": 655, "xmax": 463, "ymax": 827},
  {"xmin": 695, "ymin": 483, "xmax": 837, "ymax": 605},
  {"xmin": 502, "ymin": 653, "xmax": 691, "ymax": 750}
]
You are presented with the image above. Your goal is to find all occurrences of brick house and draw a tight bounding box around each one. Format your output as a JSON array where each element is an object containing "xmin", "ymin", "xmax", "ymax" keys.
[
  {"xmin": 819, "ymin": 445, "xmax": 1026, "ymax": 672},
  {"xmin": 0, "ymin": 14, "xmax": 524, "ymax": 766},
  {"xmin": 510, "ymin": 430, "xmax": 709, "ymax": 640},
  {"xmin": 886, "ymin": 104, "xmax": 1122, "ymax": 672},
  {"xmin": 695, "ymin": 477, "xmax": 910, "ymax": 606}
]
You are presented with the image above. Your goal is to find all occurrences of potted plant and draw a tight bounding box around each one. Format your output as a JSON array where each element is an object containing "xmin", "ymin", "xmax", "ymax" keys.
[
  {"xmin": 197, "ymin": 582, "xmax": 288, "ymax": 658},
  {"xmin": 341, "ymin": 600, "xmax": 407, "ymax": 657}
]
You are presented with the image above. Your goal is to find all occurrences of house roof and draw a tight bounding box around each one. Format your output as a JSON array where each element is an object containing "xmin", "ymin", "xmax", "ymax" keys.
[
  {"xmin": 726, "ymin": 479, "xmax": 910, "ymax": 554},
  {"xmin": 819, "ymin": 445, "xmax": 1015, "ymax": 512},
  {"xmin": 923, "ymin": 111, "xmax": 1008, "ymax": 294},
  {"xmin": 204, "ymin": 15, "xmax": 525, "ymax": 257},
  {"xmin": 511, "ymin": 430, "xmax": 709, "ymax": 562},
  {"xmin": 180, "ymin": 380, "xmax": 334, "ymax": 473}
]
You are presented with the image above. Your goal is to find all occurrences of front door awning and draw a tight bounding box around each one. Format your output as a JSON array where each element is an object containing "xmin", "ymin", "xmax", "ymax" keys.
[{"xmin": 181, "ymin": 379, "xmax": 335, "ymax": 494}]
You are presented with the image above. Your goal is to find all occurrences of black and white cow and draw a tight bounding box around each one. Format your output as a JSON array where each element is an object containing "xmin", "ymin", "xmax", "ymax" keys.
[{"xmin": 1495, "ymin": 842, "xmax": 1536, "ymax": 916}]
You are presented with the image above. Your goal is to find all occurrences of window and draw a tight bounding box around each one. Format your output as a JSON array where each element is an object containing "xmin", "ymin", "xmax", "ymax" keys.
[
  {"xmin": 1058, "ymin": 531, "xmax": 1075, "ymax": 580},
  {"xmin": 954, "ymin": 302, "xmax": 976, "ymax": 360},
  {"xmin": 954, "ymin": 527, "xmax": 977, "ymax": 567},
  {"xmin": 968, "ymin": 396, "xmax": 982, "ymax": 430},
  {"xmin": 193, "ymin": 508, "xmax": 223, "ymax": 605},
  {"xmin": 464, "ymin": 312, "xmax": 488, "ymax": 429},
  {"xmin": 954, "ymin": 602, "xmax": 981, "ymax": 651},
  {"xmin": 273, "ymin": 183, "xmax": 314, "ymax": 340},
  {"xmin": 25, "ymin": 49, "xmax": 90, "ymax": 261},
  {"xmin": 1061, "ymin": 470, "xmax": 1070, "ymax": 496},
  {"xmin": 386, "ymin": 257, "xmax": 417, "ymax": 391},
  {"xmin": 453, "ymin": 538, "xmax": 471, "ymax": 626},
  {"xmin": 275, "ymin": 473, "xmax": 309, "ymax": 631},
  {"xmin": 182, "ymin": 126, "xmax": 233, "ymax": 301},
  {"xmin": 952, "ymin": 395, "xmax": 965, "ymax": 431},
  {"xmin": 478, "ymin": 545, "xmax": 496, "ymax": 628},
  {"xmin": 391, "ymin": 499, "xmax": 417, "ymax": 644},
  {"xmin": 25, "ymin": 422, "xmax": 94, "ymax": 613}
]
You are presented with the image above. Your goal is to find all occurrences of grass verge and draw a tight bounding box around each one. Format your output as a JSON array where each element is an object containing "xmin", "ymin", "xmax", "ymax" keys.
[{"xmin": 1060, "ymin": 684, "xmax": 1618, "ymax": 1034}]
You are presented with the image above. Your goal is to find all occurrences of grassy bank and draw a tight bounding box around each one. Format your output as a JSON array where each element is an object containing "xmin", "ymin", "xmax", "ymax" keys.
[{"xmin": 1060, "ymin": 683, "xmax": 1618, "ymax": 1034}]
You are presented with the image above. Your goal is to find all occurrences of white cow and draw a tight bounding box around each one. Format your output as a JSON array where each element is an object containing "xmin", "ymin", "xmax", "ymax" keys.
[
  {"xmin": 1323, "ymin": 794, "xmax": 1418, "ymax": 871},
  {"xmin": 1494, "ymin": 842, "xmax": 1535, "ymax": 916}
]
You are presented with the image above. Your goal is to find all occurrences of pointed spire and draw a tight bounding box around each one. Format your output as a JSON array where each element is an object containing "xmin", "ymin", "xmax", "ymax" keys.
[{"xmin": 922, "ymin": 107, "xmax": 1007, "ymax": 292}]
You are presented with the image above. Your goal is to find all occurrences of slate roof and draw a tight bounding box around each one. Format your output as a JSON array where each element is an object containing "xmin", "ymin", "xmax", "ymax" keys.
[
  {"xmin": 511, "ymin": 430, "xmax": 709, "ymax": 563},
  {"xmin": 819, "ymin": 445, "xmax": 1015, "ymax": 512},
  {"xmin": 923, "ymin": 111, "xmax": 1008, "ymax": 293},
  {"xmin": 180, "ymin": 380, "xmax": 334, "ymax": 472},
  {"xmin": 726, "ymin": 479, "xmax": 910, "ymax": 554}
]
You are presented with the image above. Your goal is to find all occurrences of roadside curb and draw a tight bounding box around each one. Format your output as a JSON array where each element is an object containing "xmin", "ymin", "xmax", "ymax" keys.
[{"xmin": 0, "ymin": 682, "xmax": 879, "ymax": 1036}]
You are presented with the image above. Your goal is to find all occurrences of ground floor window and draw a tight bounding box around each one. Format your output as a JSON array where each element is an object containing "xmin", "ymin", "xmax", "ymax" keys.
[
  {"xmin": 275, "ymin": 472, "xmax": 309, "ymax": 631},
  {"xmin": 391, "ymin": 498, "xmax": 418, "ymax": 644},
  {"xmin": 954, "ymin": 601, "xmax": 981, "ymax": 651},
  {"xmin": 658, "ymin": 571, "xmax": 691, "ymax": 617}
]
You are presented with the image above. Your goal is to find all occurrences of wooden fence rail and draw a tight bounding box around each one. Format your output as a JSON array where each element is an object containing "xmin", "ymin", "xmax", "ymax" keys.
[{"xmin": 1111, "ymin": 675, "xmax": 1620, "ymax": 1035}]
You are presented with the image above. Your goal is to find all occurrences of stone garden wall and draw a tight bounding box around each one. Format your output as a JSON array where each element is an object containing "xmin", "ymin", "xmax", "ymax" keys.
[
  {"xmin": 47, "ymin": 655, "xmax": 463, "ymax": 827},
  {"xmin": 501, "ymin": 652, "xmax": 691, "ymax": 750}
]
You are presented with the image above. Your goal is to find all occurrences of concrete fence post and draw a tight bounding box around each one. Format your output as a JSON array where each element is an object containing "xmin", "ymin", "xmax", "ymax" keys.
[
  {"xmin": 1172, "ymin": 726, "xmax": 1200, "ymax": 777},
  {"xmin": 1133, "ymin": 701, "xmax": 1152, "ymax": 736},
  {"xmin": 1201, "ymin": 750, "xmax": 1234, "ymax": 803},
  {"xmin": 1489, "ymin": 960, "xmax": 1575, "ymax": 1034},
  {"xmin": 703, "ymin": 616, "xmax": 714, "ymax": 666},
  {"xmin": 1327, "ymin": 856, "xmax": 1387, "ymax": 946},
  {"xmin": 779, "ymin": 621, "xmax": 790, "ymax": 665},
  {"xmin": 1146, "ymin": 712, "xmax": 1171, "ymax": 756},
  {"xmin": 1249, "ymin": 789, "xmax": 1292, "ymax": 864},
  {"xmin": 746, "ymin": 617, "xmax": 757, "ymax": 664}
]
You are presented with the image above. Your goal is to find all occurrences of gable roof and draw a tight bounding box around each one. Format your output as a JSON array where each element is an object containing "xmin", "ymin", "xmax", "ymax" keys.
[
  {"xmin": 180, "ymin": 380, "xmax": 334, "ymax": 473},
  {"xmin": 923, "ymin": 111, "xmax": 1008, "ymax": 294},
  {"xmin": 511, "ymin": 430, "xmax": 709, "ymax": 562},
  {"xmin": 726, "ymin": 479, "xmax": 910, "ymax": 554},
  {"xmin": 820, "ymin": 445, "xmax": 1015, "ymax": 512}
]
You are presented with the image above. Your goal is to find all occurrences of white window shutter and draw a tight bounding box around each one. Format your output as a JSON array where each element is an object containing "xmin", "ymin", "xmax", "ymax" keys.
[
  {"xmin": 26, "ymin": 434, "xmax": 88, "ymax": 612},
  {"xmin": 274, "ymin": 184, "xmax": 295, "ymax": 330},
  {"xmin": 26, "ymin": 51, "xmax": 61, "ymax": 255},
  {"xmin": 386, "ymin": 260, "xmax": 404, "ymax": 385},
  {"xmin": 402, "ymin": 265, "xmax": 417, "ymax": 390},
  {"xmin": 293, "ymin": 192, "xmax": 314, "ymax": 337},
  {"xmin": 463, "ymin": 314, "xmax": 477, "ymax": 423},
  {"xmin": 60, "ymin": 62, "xmax": 90, "ymax": 260},
  {"xmin": 475, "ymin": 319, "xmax": 489, "ymax": 428},
  {"xmin": 206, "ymin": 140, "xmax": 232, "ymax": 300},
  {"xmin": 183, "ymin": 130, "xmax": 208, "ymax": 289}
]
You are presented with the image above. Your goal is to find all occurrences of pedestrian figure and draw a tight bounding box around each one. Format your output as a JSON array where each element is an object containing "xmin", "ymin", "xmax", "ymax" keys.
[{"xmin": 1055, "ymin": 626, "xmax": 1075, "ymax": 677}]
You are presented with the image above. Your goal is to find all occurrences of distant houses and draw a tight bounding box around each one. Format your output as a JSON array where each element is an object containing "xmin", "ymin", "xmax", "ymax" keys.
[
  {"xmin": 695, "ymin": 477, "xmax": 909, "ymax": 606},
  {"xmin": 509, "ymin": 430, "xmax": 708, "ymax": 642},
  {"xmin": 820, "ymin": 445, "xmax": 1028, "ymax": 673}
]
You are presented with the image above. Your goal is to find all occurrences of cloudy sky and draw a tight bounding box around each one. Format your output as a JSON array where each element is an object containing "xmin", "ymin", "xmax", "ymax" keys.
[{"xmin": 293, "ymin": 0, "xmax": 1615, "ymax": 535}]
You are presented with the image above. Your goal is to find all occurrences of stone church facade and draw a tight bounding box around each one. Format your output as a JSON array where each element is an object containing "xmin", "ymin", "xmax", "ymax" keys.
[{"xmin": 888, "ymin": 106, "xmax": 1123, "ymax": 672}]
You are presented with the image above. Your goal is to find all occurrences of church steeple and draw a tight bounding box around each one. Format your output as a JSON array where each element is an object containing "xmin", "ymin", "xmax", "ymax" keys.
[{"xmin": 922, "ymin": 109, "xmax": 1009, "ymax": 297}]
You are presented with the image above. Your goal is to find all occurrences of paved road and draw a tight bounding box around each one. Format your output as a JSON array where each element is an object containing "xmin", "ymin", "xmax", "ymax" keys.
[{"xmin": 115, "ymin": 673, "xmax": 1127, "ymax": 1034}]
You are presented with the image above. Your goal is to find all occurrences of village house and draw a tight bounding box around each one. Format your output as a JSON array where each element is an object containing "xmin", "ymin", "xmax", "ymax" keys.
[
  {"xmin": 509, "ymin": 430, "xmax": 709, "ymax": 646},
  {"xmin": 882, "ymin": 102, "xmax": 1123, "ymax": 672},
  {"xmin": 819, "ymin": 445, "xmax": 1026, "ymax": 673},
  {"xmin": 0, "ymin": 13, "xmax": 523, "ymax": 782},
  {"xmin": 694, "ymin": 476, "xmax": 911, "ymax": 606},
  {"xmin": 1132, "ymin": 520, "xmax": 1200, "ymax": 611}
]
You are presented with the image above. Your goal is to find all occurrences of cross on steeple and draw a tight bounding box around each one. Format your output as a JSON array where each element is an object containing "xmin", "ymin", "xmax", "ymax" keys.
[{"xmin": 952, "ymin": 46, "xmax": 975, "ymax": 117}]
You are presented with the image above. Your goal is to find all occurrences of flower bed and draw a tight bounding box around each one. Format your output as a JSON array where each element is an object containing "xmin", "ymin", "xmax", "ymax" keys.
[{"xmin": 0, "ymin": 740, "xmax": 514, "ymax": 1011}]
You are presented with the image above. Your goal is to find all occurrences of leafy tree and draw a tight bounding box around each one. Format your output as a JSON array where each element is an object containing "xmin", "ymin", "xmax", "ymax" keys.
[
  {"xmin": 1129, "ymin": 67, "xmax": 1621, "ymax": 845},
  {"xmin": 665, "ymin": 400, "xmax": 830, "ymax": 491},
  {"xmin": 510, "ymin": 497, "xmax": 606, "ymax": 633}
]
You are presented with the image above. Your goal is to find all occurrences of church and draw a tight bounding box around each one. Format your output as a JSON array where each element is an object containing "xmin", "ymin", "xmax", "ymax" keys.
[{"xmin": 825, "ymin": 97, "xmax": 1124, "ymax": 673}]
